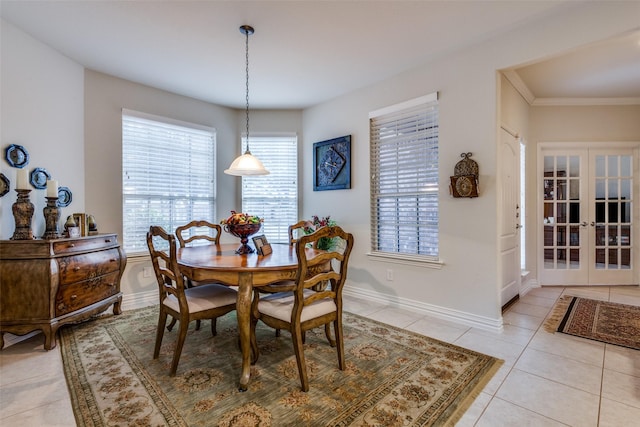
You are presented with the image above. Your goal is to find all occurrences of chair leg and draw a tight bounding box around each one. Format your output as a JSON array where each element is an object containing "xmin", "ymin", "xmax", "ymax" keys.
[
  {"xmin": 275, "ymin": 329, "xmax": 281, "ymax": 337},
  {"xmin": 154, "ymin": 311, "xmax": 168, "ymax": 359},
  {"xmin": 291, "ymin": 328, "xmax": 309, "ymax": 392},
  {"xmin": 325, "ymin": 323, "xmax": 336, "ymax": 347},
  {"xmin": 166, "ymin": 317, "xmax": 177, "ymax": 331},
  {"xmin": 335, "ymin": 317, "xmax": 345, "ymax": 371},
  {"xmin": 195, "ymin": 320, "xmax": 201, "ymax": 331},
  {"xmin": 170, "ymin": 319, "xmax": 189, "ymax": 376},
  {"xmin": 210, "ymin": 318, "xmax": 217, "ymax": 336},
  {"xmin": 250, "ymin": 317, "xmax": 259, "ymax": 365}
]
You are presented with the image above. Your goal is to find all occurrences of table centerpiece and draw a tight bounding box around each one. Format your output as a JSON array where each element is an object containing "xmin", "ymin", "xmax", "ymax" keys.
[{"xmin": 221, "ymin": 211, "xmax": 263, "ymax": 254}]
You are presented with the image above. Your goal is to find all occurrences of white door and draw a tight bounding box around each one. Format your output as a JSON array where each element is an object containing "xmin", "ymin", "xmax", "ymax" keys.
[
  {"xmin": 499, "ymin": 129, "xmax": 521, "ymax": 306},
  {"xmin": 539, "ymin": 147, "xmax": 636, "ymax": 285}
]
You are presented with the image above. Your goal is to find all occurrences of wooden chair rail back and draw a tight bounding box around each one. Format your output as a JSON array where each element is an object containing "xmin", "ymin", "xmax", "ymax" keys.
[{"xmin": 175, "ymin": 220, "xmax": 222, "ymax": 247}]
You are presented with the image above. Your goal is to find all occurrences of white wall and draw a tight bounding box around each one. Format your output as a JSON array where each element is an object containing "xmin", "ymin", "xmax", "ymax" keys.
[
  {"xmin": 1, "ymin": 19, "xmax": 84, "ymax": 239},
  {"xmin": 302, "ymin": 1, "xmax": 640, "ymax": 325}
]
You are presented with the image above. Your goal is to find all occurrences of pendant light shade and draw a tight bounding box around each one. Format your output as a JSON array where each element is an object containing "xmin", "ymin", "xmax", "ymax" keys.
[
  {"xmin": 225, "ymin": 25, "xmax": 269, "ymax": 176},
  {"xmin": 224, "ymin": 152, "xmax": 269, "ymax": 176}
]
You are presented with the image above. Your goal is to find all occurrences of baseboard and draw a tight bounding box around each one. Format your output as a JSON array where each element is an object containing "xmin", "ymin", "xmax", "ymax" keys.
[
  {"xmin": 121, "ymin": 288, "xmax": 504, "ymax": 332},
  {"xmin": 121, "ymin": 290, "xmax": 158, "ymax": 311},
  {"xmin": 343, "ymin": 287, "xmax": 503, "ymax": 333},
  {"xmin": 520, "ymin": 277, "xmax": 539, "ymax": 297}
]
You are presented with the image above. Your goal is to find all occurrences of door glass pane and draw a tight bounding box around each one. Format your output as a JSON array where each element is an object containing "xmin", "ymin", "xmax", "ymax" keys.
[
  {"xmin": 557, "ymin": 156, "xmax": 566, "ymax": 176},
  {"xmin": 621, "ymin": 202, "xmax": 631, "ymax": 222},
  {"xmin": 557, "ymin": 179, "xmax": 567, "ymax": 200},
  {"xmin": 621, "ymin": 179, "xmax": 631, "ymax": 199},
  {"xmin": 608, "ymin": 248, "xmax": 618, "ymax": 267},
  {"xmin": 570, "ymin": 156, "xmax": 580, "ymax": 177},
  {"xmin": 608, "ymin": 180, "xmax": 618, "ymax": 198},
  {"xmin": 557, "ymin": 203, "xmax": 567, "ymax": 223},
  {"xmin": 621, "ymin": 248, "xmax": 631, "ymax": 269},
  {"xmin": 570, "ymin": 249, "xmax": 580, "ymax": 269},
  {"xmin": 569, "ymin": 179, "xmax": 579, "ymax": 200},
  {"xmin": 596, "ymin": 248, "xmax": 605, "ymax": 269},
  {"xmin": 557, "ymin": 249, "xmax": 566, "ymax": 269},
  {"xmin": 621, "ymin": 155, "xmax": 631, "ymax": 176},
  {"xmin": 570, "ymin": 226, "xmax": 580, "ymax": 246},
  {"xmin": 596, "ymin": 179, "xmax": 605, "ymax": 199},
  {"xmin": 557, "ymin": 226, "xmax": 566, "ymax": 246},
  {"xmin": 595, "ymin": 155, "xmax": 605, "ymax": 176},
  {"xmin": 608, "ymin": 156, "xmax": 618, "ymax": 177}
]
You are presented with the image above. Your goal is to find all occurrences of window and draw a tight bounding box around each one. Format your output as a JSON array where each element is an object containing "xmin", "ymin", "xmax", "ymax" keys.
[
  {"xmin": 122, "ymin": 110, "xmax": 216, "ymax": 254},
  {"xmin": 241, "ymin": 134, "xmax": 298, "ymax": 243},
  {"xmin": 369, "ymin": 93, "xmax": 439, "ymax": 260}
]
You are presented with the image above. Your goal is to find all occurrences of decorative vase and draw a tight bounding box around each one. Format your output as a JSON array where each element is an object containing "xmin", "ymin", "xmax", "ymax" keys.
[{"xmin": 223, "ymin": 223, "xmax": 262, "ymax": 254}]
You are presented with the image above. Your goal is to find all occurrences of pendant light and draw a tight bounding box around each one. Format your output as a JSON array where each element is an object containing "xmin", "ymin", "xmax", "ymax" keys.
[{"xmin": 225, "ymin": 25, "xmax": 269, "ymax": 176}]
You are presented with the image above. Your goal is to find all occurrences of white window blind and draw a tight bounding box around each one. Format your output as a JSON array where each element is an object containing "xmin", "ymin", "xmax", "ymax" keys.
[
  {"xmin": 241, "ymin": 134, "xmax": 298, "ymax": 243},
  {"xmin": 369, "ymin": 93, "xmax": 439, "ymax": 258},
  {"xmin": 122, "ymin": 110, "xmax": 216, "ymax": 254}
]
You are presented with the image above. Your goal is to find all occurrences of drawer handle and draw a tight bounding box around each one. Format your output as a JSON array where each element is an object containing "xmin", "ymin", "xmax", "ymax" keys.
[
  {"xmin": 105, "ymin": 239, "xmax": 112, "ymax": 243},
  {"xmin": 73, "ymin": 266, "xmax": 81, "ymax": 272},
  {"xmin": 110, "ymin": 258, "xmax": 117, "ymax": 262},
  {"xmin": 58, "ymin": 303, "xmax": 65, "ymax": 310},
  {"xmin": 69, "ymin": 243, "xmax": 75, "ymax": 248},
  {"xmin": 71, "ymin": 295, "xmax": 77, "ymax": 300}
]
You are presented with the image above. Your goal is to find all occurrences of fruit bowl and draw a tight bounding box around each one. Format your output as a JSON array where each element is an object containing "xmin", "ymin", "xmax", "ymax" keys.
[
  {"xmin": 221, "ymin": 211, "xmax": 263, "ymax": 254},
  {"xmin": 223, "ymin": 223, "xmax": 262, "ymax": 254}
]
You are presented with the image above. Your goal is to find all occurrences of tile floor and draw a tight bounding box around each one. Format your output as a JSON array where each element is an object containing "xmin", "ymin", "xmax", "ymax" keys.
[{"xmin": 1, "ymin": 285, "xmax": 639, "ymax": 426}]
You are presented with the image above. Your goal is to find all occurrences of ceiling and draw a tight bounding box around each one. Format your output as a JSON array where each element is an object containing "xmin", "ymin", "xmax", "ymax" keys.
[{"xmin": 2, "ymin": 1, "xmax": 639, "ymax": 109}]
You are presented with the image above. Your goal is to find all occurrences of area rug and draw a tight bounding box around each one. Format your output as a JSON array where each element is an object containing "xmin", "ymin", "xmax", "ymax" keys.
[
  {"xmin": 544, "ymin": 295, "xmax": 640, "ymax": 350},
  {"xmin": 60, "ymin": 306, "xmax": 502, "ymax": 426}
]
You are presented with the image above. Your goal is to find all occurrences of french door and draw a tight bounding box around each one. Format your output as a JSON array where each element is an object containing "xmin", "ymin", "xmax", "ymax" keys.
[{"xmin": 539, "ymin": 146, "xmax": 637, "ymax": 285}]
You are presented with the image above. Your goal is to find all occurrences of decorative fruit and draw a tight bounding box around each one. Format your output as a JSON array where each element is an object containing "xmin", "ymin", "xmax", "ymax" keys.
[{"xmin": 220, "ymin": 210, "xmax": 263, "ymax": 226}]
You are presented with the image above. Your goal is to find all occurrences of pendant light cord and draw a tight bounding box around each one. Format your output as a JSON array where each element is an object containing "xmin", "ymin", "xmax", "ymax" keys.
[{"xmin": 245, "ymin": 28, "xmax": 251, "ymax": 154}]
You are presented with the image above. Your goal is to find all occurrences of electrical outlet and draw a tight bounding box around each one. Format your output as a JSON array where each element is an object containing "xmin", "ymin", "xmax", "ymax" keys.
[
  {"xmin": 386, "ymin": 269, "xmax": 394, "ymax": 281},
  {"xmin": 143, "ymin": 267, "xmax": 153, "ymax": 278}
]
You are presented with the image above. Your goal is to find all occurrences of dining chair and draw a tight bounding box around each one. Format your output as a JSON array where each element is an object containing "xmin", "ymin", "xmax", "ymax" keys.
[
  {"xmin": 175, "ymin": 220, "xmax": 221, "ymax": 247},
  {"xmin": 287, "ymin": 220, "xmax": 314, "ymax": 245},
  {"xmin": 250, "ymin": 225, "xmax": 354, "ymax": 391},
  {"xmin": 174, "ymin": 220, "xmax": 225, "ymax": 331},
  {"xmin": 146, "ymin": 225, "xmax": 237, "ymax": 376}
]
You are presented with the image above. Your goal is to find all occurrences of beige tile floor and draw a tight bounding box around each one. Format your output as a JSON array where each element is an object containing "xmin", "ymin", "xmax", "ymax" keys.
[{"xmin": 1, "ymin": 285, "xmax": 639, "ymax": 426}]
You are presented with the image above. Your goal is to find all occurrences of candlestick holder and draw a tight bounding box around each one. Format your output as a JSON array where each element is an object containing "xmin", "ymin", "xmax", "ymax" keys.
[
  {"xmin": 11, "ymin": 189, "xmax": 35, "ymax": 240},
  {"xmin": 42, "ymin": 196, "xmax": 61, "ymax": 239}
]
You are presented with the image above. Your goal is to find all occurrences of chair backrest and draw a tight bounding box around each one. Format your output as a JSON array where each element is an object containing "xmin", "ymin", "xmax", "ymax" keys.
[
  {"xmin": 294, "ymin": 225, "xmax": 354, "ymax": 303},
  {"xmin": 288, "ymin": 220, "xmax": 312, "ymax": 245},
  {"xmin": 147, "ymin": 225, "xmax": 187, "ymax": 308},
  {"xmin": 175, "ymin": 220, "xmax": 221, "ymax": 248}
]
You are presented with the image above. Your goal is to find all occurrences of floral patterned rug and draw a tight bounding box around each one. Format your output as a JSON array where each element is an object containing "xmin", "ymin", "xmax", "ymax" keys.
[
  {"xmin": 544, "ymin": 295, "xmax": 640, "ymax": 350},
  {"xmin": 60, "ymin": 306, "xmax": 502, "ymax": 426}
]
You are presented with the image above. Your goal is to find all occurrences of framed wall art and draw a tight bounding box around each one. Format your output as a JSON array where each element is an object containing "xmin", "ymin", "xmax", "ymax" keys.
[{"xmin": 313, "ymin": 135, "xmax": 351, "ymax": 191}]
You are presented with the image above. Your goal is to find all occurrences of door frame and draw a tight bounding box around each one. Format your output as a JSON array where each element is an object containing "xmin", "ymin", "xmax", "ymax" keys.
[{"xmin": 536, "ymin": 141, "xmax": 640, "ymax": 286}]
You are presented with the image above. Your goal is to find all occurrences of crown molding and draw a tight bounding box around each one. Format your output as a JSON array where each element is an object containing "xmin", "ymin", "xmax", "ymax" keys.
[
  {"xmin": 531, "ymin": 97, "xmax": 640, "ymax": 106},
  {"xmin": 502, "ymin": 71, "xmax": 640, "ymax": 107},
  {"xmin": 502, "ymin": 70, "xmax": 535, "ymax": 105}
]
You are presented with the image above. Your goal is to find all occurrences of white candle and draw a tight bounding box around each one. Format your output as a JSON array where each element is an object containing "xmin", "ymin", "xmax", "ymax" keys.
[
  {"xmin": 47, "ymin": 179, "xmax": 58, "ymax": 197},
  {"xmin": 16, "ymin": 168, "xmax": 29, "ymax": 189}
]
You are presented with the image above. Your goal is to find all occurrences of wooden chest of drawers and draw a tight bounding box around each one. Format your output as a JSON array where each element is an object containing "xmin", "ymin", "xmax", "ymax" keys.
[{"xmin": 0, "ymin": 234, "xmax": 126, "ymax": 350}]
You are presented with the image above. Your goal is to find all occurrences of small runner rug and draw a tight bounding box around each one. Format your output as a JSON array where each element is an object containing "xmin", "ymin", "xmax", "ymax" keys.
[
  {"xmin": 60, "ymin": 306, "xmax": 502, "ymax": 426},
  {"xmin": 544, "ymin": 295, "xmax": 640, "ymax": 350}
]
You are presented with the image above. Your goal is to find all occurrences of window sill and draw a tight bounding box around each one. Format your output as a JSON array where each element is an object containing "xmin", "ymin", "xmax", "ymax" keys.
[{"xmin": 366, "ymin": 251, "xmax": 444, "ymax": 269}]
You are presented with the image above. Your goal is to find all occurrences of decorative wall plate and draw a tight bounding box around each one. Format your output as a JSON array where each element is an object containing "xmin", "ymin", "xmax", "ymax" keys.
[
  {"xmin": 5, "ymin": 144, "xmax": 29, "ymax": 168},
  {"xmin": 30, "ymin": 167, "xmax": 51, "ymax": 189},
  {"xmin": 0, "ymin": 173, "xmax": 9, "ymax": 197},
  {"xmin": 57, "ymin": 186, "xmax": 72, "ymax": 207},
  {"xmin": 313, "ymin": 135, "xmax": 351, "ymax": 191}
]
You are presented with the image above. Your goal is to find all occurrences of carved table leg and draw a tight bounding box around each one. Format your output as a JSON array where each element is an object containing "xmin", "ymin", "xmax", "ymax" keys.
[
  {"xmin": 113, "ymin": 295, "xmax": 123, "ymax": 315},
  {"xmin": 236, "ymin": 272, "xmax": 253, "ymax": 391}
]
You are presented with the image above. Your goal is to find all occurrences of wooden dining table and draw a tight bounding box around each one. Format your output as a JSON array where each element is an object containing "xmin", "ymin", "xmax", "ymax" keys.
[{"xmin": 176, "ymin": 242, "xmax": 319, "ymax": 391}]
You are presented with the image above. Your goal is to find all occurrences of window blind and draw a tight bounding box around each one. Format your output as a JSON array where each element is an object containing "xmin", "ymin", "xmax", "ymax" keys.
[
  {"xmin": 369, "ymin": 93, "xmax": 439, "ymax": 258},
  {"xmin": 122, "ymin": 110, "xmax": 216, "ymax": 254},
  {"xmin": 241, "ymin": 134, "xmax": 298, "ymax": 243}
]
